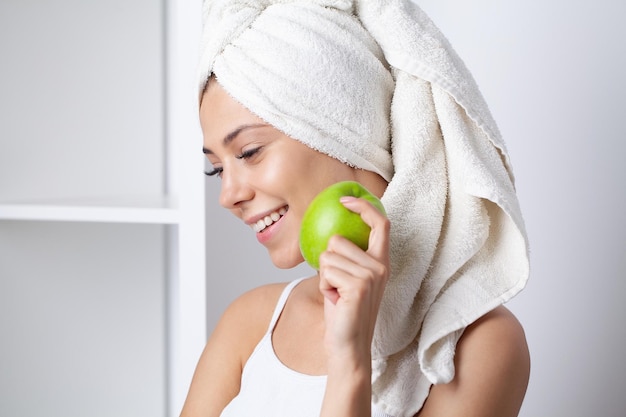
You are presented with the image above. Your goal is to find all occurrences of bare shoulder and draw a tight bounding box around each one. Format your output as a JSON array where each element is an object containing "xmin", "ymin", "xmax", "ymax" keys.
[
  {"xmin": 418, "ymin": 306, "xmax": 530, "ymax": 417},
  {"xmin": 212, "ymin": 282, "xmax": 288, "ymax": 364},
  {"xmin": 459, "ymin": 305, "xmax": 530, "ymax": 366},
  {"xmin": 180, "ymin": 282, "xmax": 288, "ymax": 417},
  {"xmin": 225, "ymin": 282, "xmax": 288, "ymax": 327}
]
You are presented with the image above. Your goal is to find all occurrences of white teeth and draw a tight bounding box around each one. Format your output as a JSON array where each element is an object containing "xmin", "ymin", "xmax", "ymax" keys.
[{"xmin": 252, "ymin": 207, "xmax": 287, "ymax": 233}]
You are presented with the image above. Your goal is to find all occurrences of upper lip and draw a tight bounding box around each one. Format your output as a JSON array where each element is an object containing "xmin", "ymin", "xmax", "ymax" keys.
[{"xmin": 244, "ymin": 205, "xmax": 288, "ymax": 226}]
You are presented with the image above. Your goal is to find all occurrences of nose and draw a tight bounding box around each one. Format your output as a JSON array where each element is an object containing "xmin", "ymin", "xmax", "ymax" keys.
[{"xmin": 218, "ymin": 169, "xmax": 254, "ymax": 210}]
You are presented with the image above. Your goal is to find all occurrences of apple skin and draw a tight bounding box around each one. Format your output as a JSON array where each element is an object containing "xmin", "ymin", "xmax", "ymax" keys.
[{"xmin": 299, "ymin": 180, "xmax": 386, "ymax": 270}]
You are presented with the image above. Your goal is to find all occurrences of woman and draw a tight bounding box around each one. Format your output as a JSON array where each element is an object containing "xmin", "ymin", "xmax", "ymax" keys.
[{"xmin": 182, "ymin": 1, "xmax": 530, "ymax": 416}]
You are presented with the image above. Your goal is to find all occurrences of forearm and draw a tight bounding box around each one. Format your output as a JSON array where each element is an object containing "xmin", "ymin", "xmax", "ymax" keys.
[{"xmin": 320, "ymin": 351, "xmax": 372, "ymax": 417}]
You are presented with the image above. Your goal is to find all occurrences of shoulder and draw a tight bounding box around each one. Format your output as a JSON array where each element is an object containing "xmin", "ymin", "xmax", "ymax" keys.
[
  {"xmin": 218, "ymin": 282, "xmax": 289, "ymax": 353},
  {"xmin": 458, "ymin": 305, "xmax": 529, "ymax": 364},
  {"xmin": 179, "ymin": 282, "xmax": 288, "ymax": 417},
  {"xmin": 418, "ymin": 306, "xmax": 530, "ymax": 417},
  {"xmin": 228, "ymin": 282, "xmax": 288, "ymax": 321}
]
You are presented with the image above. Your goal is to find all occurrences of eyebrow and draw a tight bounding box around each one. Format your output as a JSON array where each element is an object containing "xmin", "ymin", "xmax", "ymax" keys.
[{"xmin": 202, "ymin": 123, "xmax": 268, "ymax": 155}]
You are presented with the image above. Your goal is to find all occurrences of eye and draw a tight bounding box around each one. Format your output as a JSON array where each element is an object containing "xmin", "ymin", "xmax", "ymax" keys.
[
  {"xmin": 235, "ymin": 146, "xmax": 262, "ymax": 160},
  {"xmin": 204, "ymin": 167, "xmax": 223, "ymax": 178}
]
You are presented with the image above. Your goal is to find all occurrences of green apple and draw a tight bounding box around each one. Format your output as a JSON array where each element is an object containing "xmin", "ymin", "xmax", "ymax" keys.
[{"xmin": 299, "ymin": 180, "xmax": 386, "ymax": 270}]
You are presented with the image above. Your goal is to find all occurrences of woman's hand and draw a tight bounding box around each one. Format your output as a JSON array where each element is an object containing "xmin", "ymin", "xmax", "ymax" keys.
[
  {"xmin": 318, "ymin": 195, "xmax": 390, "ymax": 416},
  {"xmin": 319, "ymin": 195, "xmax": 390, "ymax": 355}
]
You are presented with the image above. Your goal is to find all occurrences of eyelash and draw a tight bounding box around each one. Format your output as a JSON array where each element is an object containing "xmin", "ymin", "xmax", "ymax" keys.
[
  {"xmin": 235, "ymin": 147, "xmax": 261, "ymax": 160},
  {"xmin": 204, "ymin": 147, "xmax": 262, "ymax": 178},
  {"xmin": 204, "ymin": 167, "xmax": 222, "ymax": 177}
]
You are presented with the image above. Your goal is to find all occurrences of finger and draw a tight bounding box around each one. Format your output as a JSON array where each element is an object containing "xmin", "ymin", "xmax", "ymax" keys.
[
  {"xmin": 319, "ymin": 243, "xmax": 388, "ymax": 299},
  {"xmin": 339, "ymin": 196, "xmax": 390, "ymax": 262},
  {"xmin": 319, "ymin": 260, "xmax": 372, "ymax": 305},
  {"xmin": 319, "ymin": 271, "xmax": 340, "ymax": 305},
  {"xmin": 324, "ymin": 235, "xmax": 385, "ymax": 278},
  {"xmin": 318, "ymin": 253, "xmax": 385, "ymax": 330}
]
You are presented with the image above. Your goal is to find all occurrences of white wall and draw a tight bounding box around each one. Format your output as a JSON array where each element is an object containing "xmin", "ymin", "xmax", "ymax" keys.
[
  {"xmin": 0, "ymin": 222, "xmax": 166, "ymax": 417},
  {"xmin": 204, "ymin": 1, "xmax": 626, "ymax": 416},
  {"xmin": 0, "ymin": 0, "xmax": 164, "ymax": 201},
  {"xmin": 0, "ymin": 1, "xmax": 168, "ymax": 416}
]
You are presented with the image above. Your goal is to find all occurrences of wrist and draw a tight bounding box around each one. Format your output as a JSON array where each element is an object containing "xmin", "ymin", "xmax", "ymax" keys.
[
  {"xmin": 325, "ymin": 334, "xmax": 373, "ymax": 382},
  {"xmin": 326, "ymin": 346, "xmax": 372, "ymax": 377},
  {"xmin": 322, "ymin": 357, "xmax": 372, "ymax": 417}
]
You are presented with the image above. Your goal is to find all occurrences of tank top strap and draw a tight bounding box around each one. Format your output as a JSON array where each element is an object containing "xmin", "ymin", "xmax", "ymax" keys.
[{"xmin": 266, "ymin": 277, "xmax": 308, "ymax": 332}]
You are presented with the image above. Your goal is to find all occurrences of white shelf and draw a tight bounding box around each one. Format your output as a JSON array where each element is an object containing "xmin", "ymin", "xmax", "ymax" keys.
[
  {"xmin": 0, "ymin": 1, "xmax": 205, "ymax": 416},
  {"xmin": 0, "ymin": 196, "xmax": 179, "ymax": 224}
]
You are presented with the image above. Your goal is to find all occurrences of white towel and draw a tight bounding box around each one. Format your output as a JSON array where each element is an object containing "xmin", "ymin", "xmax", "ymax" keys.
[{"xmin": 198, "ymin": 1, "xmax": 530, "ymax": 416}]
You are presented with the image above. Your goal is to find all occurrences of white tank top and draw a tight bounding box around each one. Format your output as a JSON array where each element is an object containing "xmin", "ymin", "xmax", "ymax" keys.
[{"xmin": 220, "ymin": 278, "xmax": 394, "ymax": 417}]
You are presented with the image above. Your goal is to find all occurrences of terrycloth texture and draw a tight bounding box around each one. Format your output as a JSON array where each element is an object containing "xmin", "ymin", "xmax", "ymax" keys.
[
  {"xmin": 199, "ymin": 0, "xmax": 395, "ymax": 181},
  {"xmin": 198, "ymin": 1, "xmax": 530, "ymax": 416}
]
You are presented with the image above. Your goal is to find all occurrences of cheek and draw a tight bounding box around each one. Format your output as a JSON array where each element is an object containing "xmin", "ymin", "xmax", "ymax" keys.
[
  {"xmin": 258, "ymin": 158, "xmax": 285, "ymax": 188},
  {"xmin": 261, "ymin": 154, "xmax": 313, "ymax": 219},
  {"xmin": 259, "ymin": 152, "xmax": 310, "ymax": 196}
]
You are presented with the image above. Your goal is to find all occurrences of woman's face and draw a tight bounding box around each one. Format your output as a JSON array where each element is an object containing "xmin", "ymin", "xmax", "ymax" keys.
[{"xmin": 200, "ymin": 80, "xmax": 364, "ymax": 269}]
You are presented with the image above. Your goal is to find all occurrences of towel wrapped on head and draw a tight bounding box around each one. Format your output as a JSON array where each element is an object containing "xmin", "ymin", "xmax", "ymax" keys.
[
  {"xmin": 199, "ymin": 0, "xmax": 395, "ymax": 180},
  {"xmin": 199, "ymin": 1, "xmax": 529, "ymax": 416}
]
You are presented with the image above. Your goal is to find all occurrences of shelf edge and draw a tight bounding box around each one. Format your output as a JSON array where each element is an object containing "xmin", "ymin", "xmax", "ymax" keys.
[{"xmin": 0, "ymin": 203, "xmax": 180, "ymax": 225}]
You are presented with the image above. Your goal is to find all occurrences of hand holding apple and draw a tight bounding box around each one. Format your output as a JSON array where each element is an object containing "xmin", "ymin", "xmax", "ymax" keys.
[{"xmin": 299, "ymin": 181, "xmax": 386, "ymax": 270}]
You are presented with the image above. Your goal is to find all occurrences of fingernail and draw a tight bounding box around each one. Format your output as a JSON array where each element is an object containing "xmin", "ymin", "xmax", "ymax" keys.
[{"xmin": 339, "ymin": 196, "xmax": 358, "ymax": 204}]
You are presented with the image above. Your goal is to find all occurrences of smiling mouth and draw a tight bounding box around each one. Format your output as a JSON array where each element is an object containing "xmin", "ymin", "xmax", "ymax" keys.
[{"xmin": 251, "ymin": 206, "xmax": 288, "ymax": 233}]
